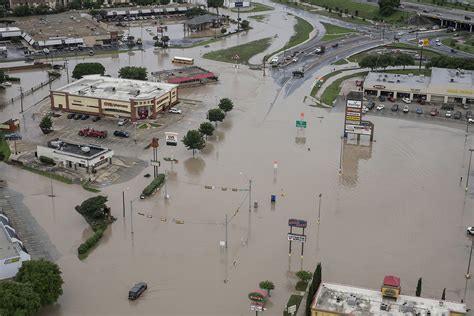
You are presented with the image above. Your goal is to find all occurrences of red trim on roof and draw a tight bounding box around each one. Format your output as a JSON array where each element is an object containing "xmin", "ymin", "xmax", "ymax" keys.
[
  {"xmin": 383, "ymin": 276, "xmax": 400, "ymax": 287},
  {"xmin": 167, "ymin": 72, "xmax": 216, "ymax": 84}
]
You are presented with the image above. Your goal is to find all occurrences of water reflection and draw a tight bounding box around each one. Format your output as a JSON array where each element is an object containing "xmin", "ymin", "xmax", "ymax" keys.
[
  {"xmin": 183, "ymin": 157, "xmax": 205, "ymax": 176},
  {"xmin": 340, "ymin": 138, "xmax": 373, "ymax": 187}
]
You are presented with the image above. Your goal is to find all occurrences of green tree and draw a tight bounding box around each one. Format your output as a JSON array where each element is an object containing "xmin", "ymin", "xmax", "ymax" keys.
[
  {"xmin": 296, "ymin": 270, "xmax": 313, "ymax": 283},
  {"xmin": 39, "ymin": 116, "xmax": 52, "ymax": 130},
  {"xmin": 0, "ymin": 281, "xmax": 41, "ymax": 316},
  {"xmin": 218, "ymin": 98, "xmax": 234, "ymax": 112},
  {"xmin": 118, "ymin": 66, "xmax": 147, "ymax": 81},
  {"xmin": 359, "ymin": 55, "xmax": 377, "ymax": 70},
  {"xmin": 75, "ymin": 195, "xmax": 108, "ymax": 220},
  {"xmin": 182, "ymin": 130, "xmax": 206, "ymax": 157},
  {"xmin": 13, "ymin": 5, "xmax": 31, "ymax": 16},
  {"xmin": 416, "ymin": 277, "xmax": 422, "ymax": 297},
  {"xmin": 161, "ymin": 35, "xmax": 170, "ymax": 47},
  {"xmin": 198, "ymin": 122, "xmax": 215, "ymax": 139},
  {"xmin": 378, "ymin": 0, "xmax": 400, "ymax": 16},
  {"xmin": 241, "ymin": 19, "xmax": 250, "ymax": 29},
  {"xmin": 186, "ymin": 7, "xmax": 208, "ymax": 17},
  {"xmin": 377, "ymin": 54, "xmax": 394, "ymax": 70},
  {"xmin": 207, "ymin": 0, "xmax": 224, "ymax": 15},
  {"xmin": 0, "ymin": 69, "xmax": 6, "ymax": 83},
  {"xmin": 395, "ymin": 53, "xmax": 414, "ymax": 70},
  {"xmin": 72, "ymin": 63, "xmax": 105, "ymax": 79},
  {"xmin": 259, "ymin": 280, "xmax": 275, "ymax": 296},
  {"xmin": 207, "ymin": 108, "xmax": 225, "ymax": 126},
  {"xmin": 160, "ymin": 0, "xmax": 170, "ymax": 4},
  {"xmin": 442, "ymin": 288, "xmax": 446, "ymax": 300},
  {"xmin": 305, "ymin": 263, "xmax": 322, "ymax": 316},
  {"xmin": 16, "ymin": 259, "xmax": 64, "ymax": 307}
]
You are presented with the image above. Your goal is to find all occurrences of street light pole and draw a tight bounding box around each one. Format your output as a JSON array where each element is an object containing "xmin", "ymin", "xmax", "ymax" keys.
[
  {"xmin": 122, "ymin": 190, "xmax": 126, "ymax": 218},
  {"xmin": 225, "ymin": 214, "xmax": 228, "ymax": 250},
  {"xmin": 466, "ymin": 238, "xmax": 473, "ymax": 279},
  {"xmin": 248, "ymin": 179, "xmax": 252, "ymax": 212},
  {"xmin": 18, "ymin": 87, "xmax": 24, "ymax": 114},
  {"xmin": 465, "ymin": 149, "xmax": 474, "ymax": 192},
  {"xmin": 130, "ymin": 200, "xmax": 134, "ymax": 235},
  {"xmin": 338, "ymin": 136, "xmax": 343, "ymax": 174},
  {"xmin": 317, "ymin": 193, "xmax": 322, "ymax": 224}
]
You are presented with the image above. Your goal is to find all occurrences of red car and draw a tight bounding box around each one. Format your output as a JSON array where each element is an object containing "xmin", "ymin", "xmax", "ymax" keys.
[
  {"xmin": 388, "ymin": 96, "xmax": 395, "ymax": 102},
  {"xmin": 78, "ymin": 128, "xmax": 107, "ymax": 139},
  {"xmin": 430, "ymin": 108, "xmax": 439, "ymax": 116}
]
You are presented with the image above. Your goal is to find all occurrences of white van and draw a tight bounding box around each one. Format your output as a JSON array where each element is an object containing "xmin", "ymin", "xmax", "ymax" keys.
[{"xmin": 271, "ymin": 56, "xmax": 279, "ymax": 64}]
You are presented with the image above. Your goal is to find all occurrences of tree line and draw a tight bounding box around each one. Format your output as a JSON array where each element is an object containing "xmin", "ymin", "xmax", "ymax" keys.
[
  {"xmin": 359, "ymin": 53, "xmax": 414, "ymax": 70},
  {"xmin": 427, "ymin": 55, "xmax": 474, "ymax": 71}
]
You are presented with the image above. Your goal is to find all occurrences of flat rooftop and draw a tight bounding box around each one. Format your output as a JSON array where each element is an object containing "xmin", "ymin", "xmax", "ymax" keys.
[
  {"xmin": 11, "ymin": 12, "xmax": 111, "ymax": 42},
  {"xmin": 364, "ymin": 71, "xmax": 430, "ymax": 92},
  {"xmin": 47, "ymin": 139, "xmax": 110, "ymax": 159},
  {"xmin": 430, "ymin": 67, "xmax": 474, "ymax": 87},
  {"xmin": 313, "ymin": 283, "xmax": 466, "ymax": 315},
  {"xmin": 0, "ymin": 211, "xmax": 20, "ymax": 260},
  {"xmin": 53, "ymin": 75, "xmax": 177, "ymax": 102},
  {"xmin": 151, "ymin": 66, "xmax": 218, "ymax": 84}
]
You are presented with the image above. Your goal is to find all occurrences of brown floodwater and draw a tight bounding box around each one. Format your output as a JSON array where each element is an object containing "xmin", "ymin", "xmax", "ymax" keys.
[{"xmin": 1, "ymin": 3, "xmax": 473, "ymax": 315}]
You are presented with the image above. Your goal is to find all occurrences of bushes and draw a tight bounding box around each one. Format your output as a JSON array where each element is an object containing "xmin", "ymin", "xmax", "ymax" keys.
[
  {"xmin": 78, "ymin": 224, "xmax": 106, "ymax": 255},
  {"xmin": 141, "ymin": 173, "xmax": 165, "ymax": 197},
  {"xmin": 39, "ymin": 155, "xmax": 55, "ymax": 166}
]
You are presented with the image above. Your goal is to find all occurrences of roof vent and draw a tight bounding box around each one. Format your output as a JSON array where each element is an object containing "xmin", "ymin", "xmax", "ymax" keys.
[
  {"xmin": 347, "ymin": 296, "xmax": 358, "ymax": 306},
  {"xmin": 81, "ymin": 146, "xmax": 90, "ymax": 153},
  {"xmin": 380, "ymin": 303, "xmax": 390, "ymax": 311},
  {"xmin": 397, "ymin": 79, "xmax": 400, "ymax": 83},
  {"xmin": 450, "ymin": 78, "xmax": 454, "ymax": 82}
]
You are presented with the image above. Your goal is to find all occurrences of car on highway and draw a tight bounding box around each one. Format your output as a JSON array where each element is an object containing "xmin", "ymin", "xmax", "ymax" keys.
[
  {"xmin": 416, "ymin": 108, "xmax": 423, "ymax": 114},
  {"xmin": 451, "ymin": 48, "xmax": 457, "ymax": 53},
  {"xmin": 169, "ymin": 107, "xmax": 182, "ymax": 114},
  {"xmin": 397, "ymin": 31, "xmax": 404, "ymax": 36},
  {"xmin": 402, "ymin": 98, "xmax": 411, "ymax": 104},
  {"xmin": 467, "ymin": 227, "xmax": 474, "ymax": 235},
  {"xmin": 436, "ymin": 41, "xmax": 441, "ymax": 46},
  {"xmin": 391, "ymin": 104, "xmax": 398, "ymax": 112},
  {"xmin": 67, "ymin": 113, "xmax": 75, "ymax": 119},
  {"xmin": 128, "ymin": 282, "xmax": 147, "ymax": 300},
  {"xmin": 113, "ymin": 130, "xmax": 130, "ymax": 138},
  {"xmin": 430, "ymin": 108, "xmax": 439, "ymax": 116},
  {"xmin": 445, "ymin": 110, "xmax": 452, "ymax": 118},
  {"xmin": 454, "ymin": 111, "xmax": 462, "ymax": 119},
  {"xmin": 331, "ymin": 43, "xmax": 339, "ymax": 48},
  {"xmin": 403, "ymin": 105, "xmax": 409, "ymax": 113},
  {"xmin": 376, "ymin": 104, "xmax": 385, "ymax": 111}
]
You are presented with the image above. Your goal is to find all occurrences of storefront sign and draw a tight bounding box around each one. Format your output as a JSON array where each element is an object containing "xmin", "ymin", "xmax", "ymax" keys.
[
  {"xmin": 373, "ymin": 85, "xmax": 385, "ymax": 89},
  {"xmin": 447, "ymin": 89, "xmax": 473, "ymax": 95},
  {"xmin": 347, "ymin": 100, "xmax": 362, "ymax": 108},
  {"xmin": 165, "ymin": 132, "xmax": 178, "ymax": 146},
  {"xmin": 288, "ymin": 219, "xmax": 307, "ymax": 228},
  {"xmin": 4, "ymin": 257, "xmax": 20, "ymax": 264},
  {"xmin": 103, "ymin": 101, "xmax": 128, "ymax": 109},
  {"xmin": 248, "ymin": 291, "xmax": 267, "ymax": 303},
  {"xmin": 288, "ymin": 233, "xmax": 306, "ymax": 242}
]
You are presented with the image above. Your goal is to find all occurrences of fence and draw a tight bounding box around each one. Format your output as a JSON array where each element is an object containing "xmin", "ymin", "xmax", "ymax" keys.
[{"xmin": 0, "ymin": 75, "xmax": 60, "ymax": 108}]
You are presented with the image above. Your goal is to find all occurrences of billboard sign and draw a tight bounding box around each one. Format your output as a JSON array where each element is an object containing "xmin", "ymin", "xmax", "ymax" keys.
[
  {"xmin": 248, "ymin": 290, "xmax": 267, "ymax": 303},
  {"xmin": 288, "ymin": 219, "xmax": 307, "ymax": 228},
  {"xmin": 235, "ymin": 1, "xmax": 243, "ymax": 7},
  {"xmin": 296, "ymin": 120, "xmax": 307, "ymax": 128},
  {"xmin": 288, "ymin": 233, "xmax": 306, "ymax": 242},
  {"xmin": 347, "ymin": 100, "xmax": 362, "ymax": 109},
  {"xmin": 345, "ymin": 124, "xmax": 372, "ymax": 135},
  {"xmin": 165, "ymin": 132, "xmax": 178, "ymax": 146}
]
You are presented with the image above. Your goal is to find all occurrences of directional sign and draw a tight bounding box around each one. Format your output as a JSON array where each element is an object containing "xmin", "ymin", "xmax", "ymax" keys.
[
  {"xmin": 235, "ymin": 1, "xmax": 243, "ymax": 7},
  {"xmin": 288, "ymin": 219, "xmax": 307, "ymax": 228},
  {"xmin": 288, "ymin": 233, "xmax": 307, "ymax": 242},
  {"xmin": 150, "ymin": 160, "xmax": 161, "ymax": 167},
  {"xmin": 296, "ymin": 120, "xmax": 307, "ymax": 128}
]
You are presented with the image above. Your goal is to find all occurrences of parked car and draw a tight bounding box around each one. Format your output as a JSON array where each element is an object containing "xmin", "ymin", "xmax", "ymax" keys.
[
  {"xmin": 362, "ymin": 106, "xmax": 368, "ymax": 114},
  {"xmin": 466, "ymin": 111, "xmax": 472, "ymax": 119},
  {"xmin": 391, "ymin": 104, "xmax": 399, "ymax": 112},
  {"xmin": 367, "ymin": 101, "xmax": 375, "ymax": 110},
  {"xmin": 128, "ymin": 282, "xmax": 147, "ymax": 300},
  {"xmin": 376, "ymin": 104, "xmax": 385, "ymax": 111},
  {"xmin": 430, "ymin": 108, "xmax": 439, "ymax": 116},
  {"xmin": 402, "ymin": 98, "xmax": 411, "ymax": 104},
  {"xmin": 74, "ymin": 113, "xmax": 82, "ymax": 120},
  {"xmin": 78, "ymin": 128, "xmax": 107, "ymax": 139},
  {"xmin": 169, "ymin": 107, "xmax": 182, "ymax": 114},
  {"xmin": 403, "ymin": 105, "xmax": 409, "ymax": 113},
  {"xmin": 416, "ymin": 107, "xmax": 423, "ymax": 114},
  {"xmin": 114, "ymin": 130, "xmax": 130, "ymax": 138},
  {"xmin": 454, "ymin": 111, "xmax": 462, "ymax": 119},
  {"xmin": 80, "ymin": 114, "xmax": 90, "ymax": 120},
  {"xmin": 388, "ymin": 96, "xmax": 395, "ymax": 102},
  {"xmin": 445, "ymin": 110, "xmax": 452, "ymax": 118},
  {"xmin": 118, "ymin": 118, "xmax": 129, "ymax": 126},
  {"xmin": 67, "ymin": 113, "xmax": 75, "ymax": 119},
  {"xmin": 469, "ymin": 118, "xmax": 474, "ymax": 124},
  {"xmin": 417, "ymin": 98, "xmax": 426, "ymax": 105},
  {"xmin": 467, "ymin": 226, "xmax": 474, "ymax": 235},
  {"xmin": 91, "ymin": 116, "xmax": 101, "ymax": 122},
  {"xmin": 331, "ymin": 43, "xmax": 339, "ymax": 48},
  {"xmin": 378, "ymin": 96, "xmax": 386, "ymax": 102}
]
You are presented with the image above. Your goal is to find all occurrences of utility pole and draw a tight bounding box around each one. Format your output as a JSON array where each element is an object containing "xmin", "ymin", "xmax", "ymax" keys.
[
  {"xmin": 248, "ymin": 179, "xmax": 252, "ymax": 212},
  {"xmin": 317, "ymin": 193, "xmax": 322, "ymax": 224},
  {"xmin": 466, "ymin": 148, "xmax": 474, "ymax": 192},
  {"xmin": 225, "ymin": 214, "xmax": 228, "ymax": 250},
  {"xmin": 130, "ymin": 200, "xmax": 134, "ymax": 235},
  {"xmin": 64, "ymin": 59, "xmax": 70, "ymax": 84},
  {"xmin": 418, "ymin": 45, "xmax": 424, "ymax": 70},
  {"xmin": 122, "ymin": 190, "xmax": 126, "ymax": 217},
  {"xmin": 338, "ymin": 136, "xmax": 343, "ymax": 174}
]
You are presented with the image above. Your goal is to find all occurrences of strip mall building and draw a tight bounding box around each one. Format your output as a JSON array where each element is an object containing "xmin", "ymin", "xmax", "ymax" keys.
[{"xmin": 50, "ymin": 75, "xmax": 178, "ymax": 121}]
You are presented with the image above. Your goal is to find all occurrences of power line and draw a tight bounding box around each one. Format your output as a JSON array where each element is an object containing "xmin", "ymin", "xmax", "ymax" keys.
[{"xmin": 167, "ymin": 178, "xmax": 249, "ymax": 192}]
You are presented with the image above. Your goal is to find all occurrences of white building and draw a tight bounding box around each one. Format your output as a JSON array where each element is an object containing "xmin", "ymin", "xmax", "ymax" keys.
[
  {"xmin": 37, "ymin": 139, "xmax": 114, "ymax": 174},
  {"xmin": 51, "ymin": 75, "xmax": 179, "ymax": 121},
  {"xmin": 363, "ymin": 67, "xmax": 474, "ymax": 104},
  {"xmin": 0, "ymin": 209, "xmax": 31, "ymax": 280}
]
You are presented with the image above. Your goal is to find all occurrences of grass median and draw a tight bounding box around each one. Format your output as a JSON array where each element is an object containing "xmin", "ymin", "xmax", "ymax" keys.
[
  {"xmin": 232, "ymin": 2, "xmax": 274, "ymax": 12},
  {"xmin": 203, "ymin": 37, "xmax": 272, "ymax": 64},
  {"xmin": 264, "ymin": 15, "xmax": 313, "ymax": 61},
  {"xmin": 320, "ymin": 22, "xmax": 354, "ymax": 42},
  {"xmin": 442, "ymin": 38, "xmax": 474, "ymax": 55},
  {"xmin": 321, "ymin": 72, "xmax": 368, "ymax": 105},
  {"xmin": 0, "ymin": 139, "xmax": 11, "ymax": 161}
]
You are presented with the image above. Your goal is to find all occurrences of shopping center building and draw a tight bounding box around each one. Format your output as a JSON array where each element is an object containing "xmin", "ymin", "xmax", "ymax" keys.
[
  {"xmin": 50, "ymin": 75, "xmax": 178, "ymax": 121},
  {"xmin": 363, "ymin": 67, "xmax": 474, "ymax": 104}
]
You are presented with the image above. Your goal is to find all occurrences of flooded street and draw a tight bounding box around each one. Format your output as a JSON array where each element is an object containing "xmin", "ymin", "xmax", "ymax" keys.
[{"xmin": 1, "ymin": 2, "xmax": 473, "ymax": 315}]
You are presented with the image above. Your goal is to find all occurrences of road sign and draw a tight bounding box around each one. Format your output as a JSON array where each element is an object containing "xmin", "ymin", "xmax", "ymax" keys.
[
  {"xmin": 296, "ymin": 120, "xmax": 307, "ymax": 128},
  {"xmin": 288, "ymin": 219, "xmax": 307, "ymax": 228},
  {"xmin": 287, "ymin": 305, "xmax": 297, "ymax": 314},
  {"xmin": 235, "ymin": 1, "xmax": 243, "ymax": 7},
  {"xmin": 288, "ymin": 233, "xmax": 306, "ymax": 242},
  {"xmin": 165, "ymin": 132, "xmax": 178, "ymax": 146},
  {"xmin": 150, "ymin": 160, "xmax": 160, "ymax": 167}
]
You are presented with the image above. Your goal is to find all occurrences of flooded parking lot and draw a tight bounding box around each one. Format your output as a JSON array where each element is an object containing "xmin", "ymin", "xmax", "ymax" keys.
[{"xmin": 1, "ymin": 2, "xmax": 474, "ymax": 315}]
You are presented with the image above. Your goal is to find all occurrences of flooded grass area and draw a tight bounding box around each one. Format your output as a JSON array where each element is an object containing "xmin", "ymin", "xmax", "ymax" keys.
[
  {"xmin": 321, "ymin": 71, "xmax": 367, "ymax": 104},
  {"xmin": 249, "ymin": 14, "xmax": 268, "ymax": 22},
  {"xmin": 320, "ymin": 22, "xmax": 355, "ymax": 42},
  {"xmin": 203, "ymin": 37, "xmax": 273, "ymax": 64},
  {"xmin": 266, "ymin": 15, "xmax": 313, "ymax": 59},
  {"xmin": 232, "ymin": 2, "xmax": 274, "ymax": 12}
]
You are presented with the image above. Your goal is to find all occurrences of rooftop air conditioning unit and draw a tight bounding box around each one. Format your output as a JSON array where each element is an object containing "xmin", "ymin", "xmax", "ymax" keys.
[
  {"xmin": 450, "ymin": 78, "xmax": 454, "ymax": 82},
  {"xmin": 81, "ymin": 146, "xmax": 91, "ymax": 153},
  {"xmin": 397, "ymin": 80, "xmax": 400, "ymax": 83}
]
